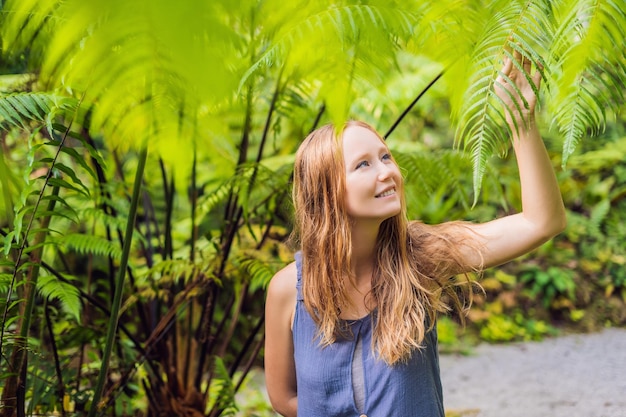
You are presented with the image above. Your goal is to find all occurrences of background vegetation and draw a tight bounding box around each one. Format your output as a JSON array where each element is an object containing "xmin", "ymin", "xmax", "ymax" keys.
[{"xmin": 0, "ymin": 0, "xmax": 624, "ymax": 416}]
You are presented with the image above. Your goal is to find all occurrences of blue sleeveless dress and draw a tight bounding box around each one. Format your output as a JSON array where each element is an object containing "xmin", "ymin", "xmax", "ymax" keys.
[{"xmin": 293, "ymin": 252, "xmax": 445, "ymax": 417}]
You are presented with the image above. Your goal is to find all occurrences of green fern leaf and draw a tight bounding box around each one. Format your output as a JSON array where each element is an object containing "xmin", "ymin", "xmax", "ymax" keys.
[
  {"xmin": 549, "ymin": 0, "xmax": 626, "ymax": 164},
  {"xmin": 0, "ymin": 272, "xmax": 13, "ymax": 293},
  {"xmin": 42, "ymin": 139, "xmax": 99, "ymax": 181},
  {"xmin": 555, "ymin": 74, "xmax": 607, "ymax": 166},
  {"xmin": 37, "ymin": 273, "xmax": 82, "ymax": 321},
  {"xmin": 0, "ymin": 92, "xmax": 72, "ymax": 130},
  {"xmin": 237, "ymin": 256, "xmax": 276, "ymax": 293},
  {"xmin": 196, "ymin": 178, "xmax": 236, "ymax": 222},
  {"xmin": 46, "ymin": 177, "xmax": 90, "ymax": 197},
  {"xmin": 82, "ymin": 207, "xmax": 128, "ymax": 231},
  {"xmin": 43, "ymin": 160, "xmax": 92, "ymax": 196},
  {"xmin": 145, "ymin": 259, "xmax": 203, "ymax": 284},
  {"xmin": 58, "ymin": 233, "xmax": 122, "ymax": 260},
  {"xmin": 451, "ymin": 1, "xmax": 557, "ymax": 197},
  {"xmin": 208, "ymin": 357, "xmax": 238, "ymax": 416},
  {"xmin": 240, "ymin": 4, "xmax": 417, "ymax": 90}
]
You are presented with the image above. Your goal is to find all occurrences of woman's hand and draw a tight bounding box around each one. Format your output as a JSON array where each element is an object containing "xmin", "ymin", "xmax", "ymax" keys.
[{"xmin": 495, "ymin": 47, "xmax": 543, "ymax": 130}]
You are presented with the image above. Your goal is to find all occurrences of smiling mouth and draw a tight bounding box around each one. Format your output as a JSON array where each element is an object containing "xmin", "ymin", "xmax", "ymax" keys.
[{"xmin": 375, "ymin": 188, "xmax": 396, "ymax": 198}]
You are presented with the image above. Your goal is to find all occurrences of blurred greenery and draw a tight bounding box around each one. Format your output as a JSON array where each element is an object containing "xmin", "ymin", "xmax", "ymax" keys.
[{"xmin": 0, "ymin": 0, "xmax": 625, "ymax": 416}]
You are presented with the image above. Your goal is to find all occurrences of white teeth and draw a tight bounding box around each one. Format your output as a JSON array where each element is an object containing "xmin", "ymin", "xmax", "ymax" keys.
[{"xmin": 376, "ymin": 189, "xmax": 395, "ymax": 198}]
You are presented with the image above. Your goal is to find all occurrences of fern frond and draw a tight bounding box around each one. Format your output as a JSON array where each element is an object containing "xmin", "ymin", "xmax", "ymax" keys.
[
  {"xmin": 236, "ymin": 256, "xmax": 276, "ymax": 293},
  {"xmin": 50, "ymin": 123, "xmax": 107, "ymax": 174},
  {"xmin": 555, "ymin": 78, "xmax": 602, "ymax": 164},
  {"xmin": 568, "ymin": 137, "xmax": 626, "ymax": 173},
  {"xmin": 453, "ymin": 1, "xmax": 556, "ymax": 198},
  {"xmin": 37, "ymin": 273, "xmax": 82, "ymax": 321},
  {"xmin": 143, "ymin": 258, "xmax": 218, "ymax": 287},
  {"xmin": 241, "ymin": 3, "xmax": 417, "ymax": 87},
  {"xmin": 0, "ymin": 273, "xmax": 13, "ymax": 293},
  {"xmin": 57, "ymin": 233, "xmax": 122, "ymax": 260},
  {"xmin": 549, "ymin": 0, "xmax": 626, "ymax": 165},
  {"xmin": 82, "ymin": 207, "xmax": 128, "ymax": 231},
  {"xmin": 195, "ymin": 178, "xmax": 237, "ymax": 223},
  {"xmin": 393, "ymin": 148, "xmax": 485, "ymax": 221},
  {"xmin": 0, "ymin": 92, "xmax": 65, "ymax": 130},
  {"xmin": 207, "ymin": 357, "xmax": 238, "ymax": 416}
]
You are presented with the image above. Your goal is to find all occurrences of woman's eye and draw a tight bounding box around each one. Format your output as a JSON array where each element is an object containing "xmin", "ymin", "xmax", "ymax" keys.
[
  {"xmin": 382, "ymin": 153, "xmax": 391, "ymax": 160},
  {"xmin": 356, "ymin": 161, "xmax": 369, "ymax": 169}
]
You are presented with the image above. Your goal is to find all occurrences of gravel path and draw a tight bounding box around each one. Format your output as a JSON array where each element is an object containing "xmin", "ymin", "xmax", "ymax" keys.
[{"xmin": 440, "ymin": 327, "xmax": 626, "ymax": 417}]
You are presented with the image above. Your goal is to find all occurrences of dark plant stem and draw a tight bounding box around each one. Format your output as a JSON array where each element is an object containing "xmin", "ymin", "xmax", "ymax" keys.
[
  {"xmin": 88, "ymin": 145, "xmax": 149, "ymax": 417},
  {"xmin": 184, "ymin": 148, "xmax": 199, "ymax": 387},
  {"xmin": 384, "ymin": 70, "xmax": 444, "ymax": 139},
  {"xmin": 101, "ymin": 276, "xmax": 205, "ymax": 409},
  {"xmin": 310, "ymin": 104, "xmax": 326, "ymax": 133},
  {"xmin": 44, "ymin": 299, "xmax": 67, "ymax": 417},
  {"xmin": 229, "ymin": 312, "xmax": 265, "ymax": 379},
  {"xmin": 0, "ymin": 164, "xmax": 61, "ymax": 417}
]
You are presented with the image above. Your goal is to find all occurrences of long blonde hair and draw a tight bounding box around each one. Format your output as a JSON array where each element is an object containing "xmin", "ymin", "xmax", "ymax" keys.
[{"xmin": 292, "ymin": 120, "xmax": 481, "ymax": 365}]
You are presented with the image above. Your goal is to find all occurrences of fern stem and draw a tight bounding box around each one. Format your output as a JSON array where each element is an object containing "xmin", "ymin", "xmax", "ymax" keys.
[
  {"xmin": 88, "ymin": 145, "xmax": 149, "ymax": 417},
  {"xmin": 384, "ymin": 70, "xmax": 444, "ymax": 139},
  {"xmin": 1, "ymin": 183, "xmax": 59, "ymax": 417},
  {"xmin": 44, "ymin": 299, "xmax": 67, "ymax": 417}
]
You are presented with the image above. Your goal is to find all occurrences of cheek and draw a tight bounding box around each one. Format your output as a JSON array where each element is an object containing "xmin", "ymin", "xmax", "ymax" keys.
[{"xmin": 391, "ymin": 165, "xmax": 403, "ymax": 183}]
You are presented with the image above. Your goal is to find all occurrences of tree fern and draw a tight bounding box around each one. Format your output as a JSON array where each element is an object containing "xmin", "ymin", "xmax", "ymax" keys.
[{"xmin": 2, "ymin": 0, "xmax": 242, "ymax": 172}]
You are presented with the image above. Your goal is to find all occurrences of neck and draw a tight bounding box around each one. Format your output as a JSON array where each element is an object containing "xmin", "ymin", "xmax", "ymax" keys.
[{"xmin": 350, "ymin": 219, "xmax": 381, "ymax": 281}]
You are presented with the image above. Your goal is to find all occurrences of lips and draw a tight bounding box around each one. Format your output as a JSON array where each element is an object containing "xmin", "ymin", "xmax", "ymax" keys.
[{"xmin": 375, "ymin": 188, "xmax": 396, "ymax": 198}]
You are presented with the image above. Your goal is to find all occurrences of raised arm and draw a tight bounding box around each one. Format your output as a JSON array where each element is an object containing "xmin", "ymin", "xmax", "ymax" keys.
[{"xmin": 461, "ymin": 49, "xmax": 567, "ymax": 269}]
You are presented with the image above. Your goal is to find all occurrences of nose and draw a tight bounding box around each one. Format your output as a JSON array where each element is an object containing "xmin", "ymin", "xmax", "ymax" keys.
[{"xmin": 377, "ymin": 162, "xmax": 394, "ymax": 181}]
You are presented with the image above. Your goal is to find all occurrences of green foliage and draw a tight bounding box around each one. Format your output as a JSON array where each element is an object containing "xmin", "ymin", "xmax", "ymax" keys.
[
  {"xmin": 479, "ymin": 312, "xmax": 554, "ymax": 343},
  {"xmin": 57, "ymin": 234, "xmax": 122, "ymax": 261},
  {"xmin": 208, "ymin": 357, "xmax": 239, "ymax": 416},
  {"xmin": 0, "ymin": 91, "xmax": 74, "ymax": 131},
  {"xmin": 37, "ymin": 274, "xmax": 82, "ymax": 321},
  {"xmin": 519, "ymin": 265, "xmax": 576, "ymax": 308}
]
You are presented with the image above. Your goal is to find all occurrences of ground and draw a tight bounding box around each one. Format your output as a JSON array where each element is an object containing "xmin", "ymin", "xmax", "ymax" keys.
[{"xmin": 441, "ymin": 327, "xmax": 626, "ymax": 417}]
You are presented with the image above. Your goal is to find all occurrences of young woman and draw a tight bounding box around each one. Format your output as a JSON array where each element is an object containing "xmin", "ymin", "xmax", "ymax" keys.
[{"xmin": 264, "ymin": 50, "xmax": 567, "ymax": 417}]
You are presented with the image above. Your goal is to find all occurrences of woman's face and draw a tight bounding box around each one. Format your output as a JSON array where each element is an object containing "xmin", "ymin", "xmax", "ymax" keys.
[{"xmin": 342, "ymin": 125, "xmax": 402, "ymax": 223}]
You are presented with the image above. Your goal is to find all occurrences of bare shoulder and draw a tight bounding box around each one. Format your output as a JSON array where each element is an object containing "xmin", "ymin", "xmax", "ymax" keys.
[
  {"xmin": 267, "ymin": 261, "xmax": 298, "ymax": 303},
  {"xmin": 266, "ymin": 261, "xmax": 298, "ymax": 329},
  {"xmin": 268, "ymin": 261, "xmax": 297, "ymax": 293}
]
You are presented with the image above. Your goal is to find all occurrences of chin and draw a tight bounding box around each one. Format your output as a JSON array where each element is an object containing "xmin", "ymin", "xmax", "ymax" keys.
[{"xmin": 381, "ymin": 208, "xmax": 402, "ymax": 221}]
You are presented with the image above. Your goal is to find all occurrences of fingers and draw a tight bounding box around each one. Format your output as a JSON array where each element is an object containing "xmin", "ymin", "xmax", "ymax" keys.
[
  {"xmin": 522, "ymin": 53, "xmax": 532, "ymax": 73},
  {"xmin": 532, "ymin": 58, "xmax": 544, "ymax": 88},
  {"xmin": 507, "ymin": 44, "xmax": 543, "ymax": 87},
  {"xmin": 501, "ymin": 55, "xmax": 513, "ymax": 77},
  {"xmin": 532, "ymin": 63, "xmax": 542, "ymax": 88},
  {"xmin": 512, "ymin": 47, "xmax": 523, "ymax": 67}
]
